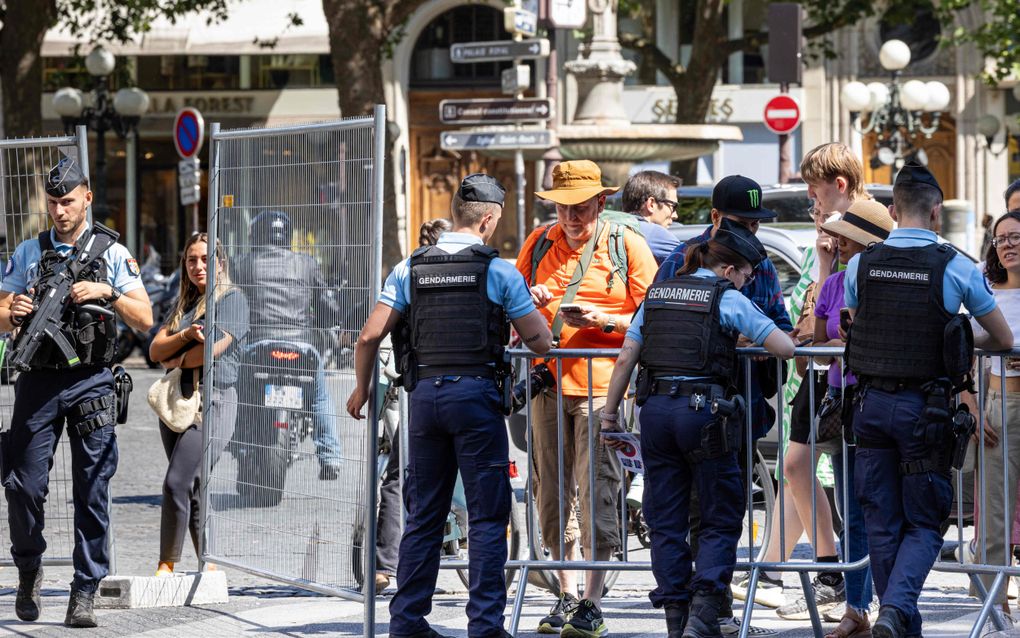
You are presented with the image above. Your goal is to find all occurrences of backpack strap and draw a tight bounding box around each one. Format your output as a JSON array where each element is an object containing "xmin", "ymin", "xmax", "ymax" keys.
[
  {"xmin": 529, "ymin": 224, "xmax": 555, "ymax": 287},
  {"xmin": 605, "ymin": 223, "xmax": 629, "ymax": 290}
]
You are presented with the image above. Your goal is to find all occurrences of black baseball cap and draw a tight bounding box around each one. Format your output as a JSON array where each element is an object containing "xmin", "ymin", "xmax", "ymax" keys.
[
  {"xmin": 894, "ymin": 161, "xmax": 943, "ymax": 198},
  {"xmin": 714, "ymin": 217, "xmax": 767, "ymax": 267},
  {"xmin": 45, "ymin": 157, "xmax": 87, "ymax": 197},
  {"xmin": 458, "ymin": 173, "xmax": 506, "ymax": 207},
  {"xmin": 711, "ymin": 175, "xmax": 777, "ymax": 220}
]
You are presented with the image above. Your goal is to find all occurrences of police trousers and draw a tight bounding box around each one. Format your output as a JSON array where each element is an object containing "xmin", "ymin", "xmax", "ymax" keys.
[
  {"xmin": 854, "ymin": 388, "xmax": 952, "ymax": 636},
  {"xmin": 389, "ymin": 376, "xmax": 511, "ymax": 638},
  {"xmin": 0, "ymin": 367, "xmax": 118, "ymax": 591},
  {"xmin": 640, "ymin": 395, "xmax": 745, "ymax": 608}
]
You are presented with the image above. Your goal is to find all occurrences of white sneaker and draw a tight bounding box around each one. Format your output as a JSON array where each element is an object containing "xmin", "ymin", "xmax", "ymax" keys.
[
  {"xmin": 626, "ymin": 473, "xmax": 644, "ymax": 508},
  {"xmin": 731, "ymin": 572, "xmax": 786, "ymax": 609}
]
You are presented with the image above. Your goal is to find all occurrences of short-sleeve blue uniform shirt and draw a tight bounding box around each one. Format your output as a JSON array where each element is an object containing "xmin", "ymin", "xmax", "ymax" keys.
[
  {"xmin": 2, "ymin": 226, "xmax": 143, "ymax": 296},
  {"xmin": 844, "ymin": 228, "xmax": 996, "ymax": 317},
  {"xmin": 380, "ymin": 232, "xmax": 535, "ymax": 320}
]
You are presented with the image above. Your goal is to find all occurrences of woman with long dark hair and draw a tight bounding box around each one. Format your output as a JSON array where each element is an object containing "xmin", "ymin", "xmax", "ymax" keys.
[
  {"xmin": 148, "ymin": 233, "xmax": 249, "ymax": 576},
  {"xmin": 600, "ymin": 220, "xmax": 795, "ymax": 637}
]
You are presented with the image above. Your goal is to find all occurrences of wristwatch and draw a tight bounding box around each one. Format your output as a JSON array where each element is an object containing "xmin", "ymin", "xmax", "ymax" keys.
[
  {"xmin": 602, "ymin": 317, "xmax": 617, "ymax": 334},
  {"xmin": 108, "ymin": 285, "xmax": 122, "ymax": 303}
]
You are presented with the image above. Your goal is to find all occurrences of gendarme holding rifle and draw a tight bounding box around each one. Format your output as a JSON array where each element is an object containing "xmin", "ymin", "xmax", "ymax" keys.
[{"xmin": 0, "ymin": 158, "xmax": 153, "ymax": 628}]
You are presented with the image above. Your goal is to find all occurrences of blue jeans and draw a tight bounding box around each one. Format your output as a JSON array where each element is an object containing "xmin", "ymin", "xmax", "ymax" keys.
[
  {"xmin": 641, "ymin": 394, "xmax": 745, "ymax": 608},
  {"xmin": 832, "ymin": 444, "xmax": 873, "ymax": 611},
  {"xmin": 390, "ymin": 376, "xmax": 510, "ymax": 637},
  {"xmin": 312, "ymin": 361, "xmax": 341, "ymax": 466},
  {"xmin": 854, "ymin": 387, "xmax": 952, "ymax": 636}
]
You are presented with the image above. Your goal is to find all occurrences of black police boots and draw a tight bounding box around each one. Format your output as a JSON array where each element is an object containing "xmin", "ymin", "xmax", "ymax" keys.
[
  {"xmin": 15, "ymin": 567, "xmax": 43, "ymax": 621},
  {"xmin": 872, "ymin": 605, "xmax": 906, "ymax": 638},
  {"xmin": 64, "ymin": 584, "xmax": 98, "ymax": 628},
  {"xmin": 682, "ymin": 591, "xmax": 725, "ymax": 638},
  {"xmin": 665, "ymin": 603, "xmax": 689, "ymax": 637}
]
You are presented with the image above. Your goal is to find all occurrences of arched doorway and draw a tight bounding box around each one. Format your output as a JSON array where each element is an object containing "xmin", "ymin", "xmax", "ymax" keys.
[
  {"xmin": 863, "ymin": 116, "xmax": 957, "ymax": 199},
  {"xmin": 407, "ymin": 4, "xmax": 535, "ymax": 255}
]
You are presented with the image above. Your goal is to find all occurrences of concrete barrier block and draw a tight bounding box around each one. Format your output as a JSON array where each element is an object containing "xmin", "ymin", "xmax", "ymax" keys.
[{"xmin": 95, "ymin": 571, "xmax": 229, "ymax": 609}]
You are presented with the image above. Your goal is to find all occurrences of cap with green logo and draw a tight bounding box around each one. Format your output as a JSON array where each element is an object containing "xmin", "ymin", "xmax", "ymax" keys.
[{"xmin": 711, "ymin": 174, "xmax": 777, "ymax": 220}]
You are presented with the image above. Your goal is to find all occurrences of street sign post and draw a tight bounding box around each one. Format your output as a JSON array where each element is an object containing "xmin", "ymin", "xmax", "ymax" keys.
[
  {"xmin": 763, "ymin": 94, "xmax": 801, "ymax": 134},
  {"xmin": 178, "ymin": 158, "xmax": 201, "ymax": 206},
  {"xmin": 450, "ymin": 38, "xmax": 550, "ymax": 63},
  {"xmin": 440, "ymin": 129, "xmax": 556, "ymax": 151},
  {"xmin": 439, "ymin": 98, "xmax": 553, "ymax": 125},
  {"xmin": 502, "ymin": 65, "xmax": 531, "ymax": 95},
  {"xmin": 173, "ymin": 107, "xmax": 204, "ymax": 229}
]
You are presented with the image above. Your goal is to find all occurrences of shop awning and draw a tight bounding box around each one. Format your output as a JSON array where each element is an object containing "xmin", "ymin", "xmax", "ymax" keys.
[{"xmin": 42, "ymin": 0, "xmax": 329, "ymax": 57}]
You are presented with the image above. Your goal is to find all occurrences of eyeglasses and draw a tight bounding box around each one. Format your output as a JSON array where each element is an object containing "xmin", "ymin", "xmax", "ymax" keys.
[
  {"xmin": 653, "ymin": 197, "xmax": 679, "ymax": 213},
  {"xmin": 992, "ymin": 232, "xmax": 1020, "ymax": 249},
  {"xmin": 735, "ymin": 266, "xmax": 755, "ymax": 284}
]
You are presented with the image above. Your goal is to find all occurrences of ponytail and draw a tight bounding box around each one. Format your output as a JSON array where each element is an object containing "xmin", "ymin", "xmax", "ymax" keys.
[
  {"xmin": 677, "ymin": 241, "xmax": 710, "ymax": 276},
  {"xmin": 675, "ymin": 238, "xmax": 750, "ymax": 277}
]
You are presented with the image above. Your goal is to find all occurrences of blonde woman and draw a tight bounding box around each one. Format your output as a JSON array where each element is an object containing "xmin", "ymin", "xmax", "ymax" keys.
[{"xmin": 148, "ymin": 233, "xmax": 249, "ymax": 576}]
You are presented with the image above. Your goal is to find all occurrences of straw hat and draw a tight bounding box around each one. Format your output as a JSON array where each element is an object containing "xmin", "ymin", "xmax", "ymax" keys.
[
  {"xmin": 821, "ymin": 199, "xmax": 894, "ymax": 246},
  {"xmin": 535, "ymin": 160, "xmax": 620, "ymax": 206}
]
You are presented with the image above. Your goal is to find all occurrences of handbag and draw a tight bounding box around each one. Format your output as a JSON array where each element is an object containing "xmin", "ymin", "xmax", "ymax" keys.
[
  {"xmin": 793, "ymin": 281, "xmax": 818, "ymax": 340},
  {"xmin": 147, "ymin": 367, "xmax": 201, "ymax": 433},
  {"xmin": 812, "ymin": 389, "xmax": 844, "ymax": 454}
]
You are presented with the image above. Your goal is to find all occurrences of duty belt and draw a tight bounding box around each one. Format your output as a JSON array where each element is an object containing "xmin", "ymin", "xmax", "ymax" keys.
[
  {"xmin": 648, "ymin": 379, "xmax": 726, "ymax": 400},
  {"xmin": 417, "ymin": 365, "xmax": 496, "ymax": 381},
  {"xmin": 862, "ymin": 377, "xmax": 928, "ymax": 393}
]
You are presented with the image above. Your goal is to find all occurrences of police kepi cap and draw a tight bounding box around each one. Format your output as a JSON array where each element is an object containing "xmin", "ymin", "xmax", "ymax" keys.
[
  {"xmin": 711, "ymin": 175, "xmax": 777, "ymax": 220},
  {"xmin": 714, "ymin": 217, "xmax": 767, "ymax": 267},
  {"xmin": 894, "ymin": 161, "xmax": 943, "ymax": 198},
  {"xmin": 45, "ymin": 156, "xmax": 87, "ymax": 197},
  {"xmin": 458, "ymin": 173, "xmax": 507, "ymax": 207}
]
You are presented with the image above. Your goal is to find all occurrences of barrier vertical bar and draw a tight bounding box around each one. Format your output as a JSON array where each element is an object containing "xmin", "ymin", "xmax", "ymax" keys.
[{"xmin": 362, "ymin": 104, "xmax": 387, "ymax": 638}]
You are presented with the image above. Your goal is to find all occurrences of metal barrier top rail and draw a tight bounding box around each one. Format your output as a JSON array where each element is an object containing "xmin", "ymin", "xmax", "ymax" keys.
[
  {"xmin": 508, "ymin": 346, "xmax": 1020, "ymax": 358},
  {"xmin": 211, "ymin": 117, "xmax": 377, "ymax": 140},
  {"xmin": 0, "ymin": 134, "xmax": 78, "ymax": 150}
]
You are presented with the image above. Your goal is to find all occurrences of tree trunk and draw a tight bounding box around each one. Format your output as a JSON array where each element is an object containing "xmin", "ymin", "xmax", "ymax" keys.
[
  {"xmin": 669, "ymin": 0, "xmax": 727, "ymax": 184},
  {"xmin": 0, "ymin": 0, "xmax": 59, "ymax": 137},
  {"xmin": 322, "ymin": 0, "xmax": 427, "ymax": 275}
]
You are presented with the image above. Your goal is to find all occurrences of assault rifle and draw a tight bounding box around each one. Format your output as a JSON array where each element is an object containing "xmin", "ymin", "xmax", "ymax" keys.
[{"xmin": 10, "ymin": 223, "xmax": 119, "ymax": 372}]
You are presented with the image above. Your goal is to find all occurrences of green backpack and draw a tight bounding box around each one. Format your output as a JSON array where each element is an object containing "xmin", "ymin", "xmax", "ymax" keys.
[{"xmin": 529, "ymin": 210, "xmax": 642, "ymax": 290}]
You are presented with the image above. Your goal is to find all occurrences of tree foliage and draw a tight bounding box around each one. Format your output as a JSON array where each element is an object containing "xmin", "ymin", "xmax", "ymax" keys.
[{"xmin": 937, "ymin": 0, "xmax": 1020, "ymax": 84}]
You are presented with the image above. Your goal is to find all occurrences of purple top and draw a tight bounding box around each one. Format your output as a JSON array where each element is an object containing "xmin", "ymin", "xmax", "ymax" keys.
[{"xmin": 814, "ymin": 270, "xmax": 856, "ymax": 388}]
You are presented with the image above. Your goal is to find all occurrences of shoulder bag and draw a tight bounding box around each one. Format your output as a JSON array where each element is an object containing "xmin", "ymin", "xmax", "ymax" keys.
[{"xmin": 147, "ymin": 367, "xmax": 202, "ymax": 433}]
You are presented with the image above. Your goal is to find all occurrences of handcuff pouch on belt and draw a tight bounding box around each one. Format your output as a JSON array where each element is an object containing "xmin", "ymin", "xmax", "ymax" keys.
[
  {"xmin": 687, "ymin": 393, "xmax": 745, "ymax": 464},
  {"xmin": 68, "ymin": 393, "xmax": 116, "ymax": 437}
]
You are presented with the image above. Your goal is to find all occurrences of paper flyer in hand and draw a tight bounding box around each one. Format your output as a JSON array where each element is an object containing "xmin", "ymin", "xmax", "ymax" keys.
[{"xmin": 602, "ymin": 431, "xmax": 643, "ymax": 474}]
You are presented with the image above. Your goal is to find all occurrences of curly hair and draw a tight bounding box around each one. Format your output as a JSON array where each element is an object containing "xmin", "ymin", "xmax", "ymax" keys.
[{"xmin": 984, "ymin": 211, "xmax": 1020, "ymax": 285}]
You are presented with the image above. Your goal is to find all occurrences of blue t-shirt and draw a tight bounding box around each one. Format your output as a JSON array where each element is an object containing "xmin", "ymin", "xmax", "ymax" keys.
[
  {"xmin": 626, "ymin": 268, "xmax": 780, "ymax": 347},
  {"xmin": 379, "ymin": 232, "xmax": 535, "ymax": 320},
  {"xmin": 844, "ymin": 228, "xmax": 996, "ymax": 317},
  {"xmin": 637, "ymin": 219, "xmax": 681, "ymax": 265},
  {"xmin": 2, "ymin": 226, "xmax": 143, "ymax": 295}
]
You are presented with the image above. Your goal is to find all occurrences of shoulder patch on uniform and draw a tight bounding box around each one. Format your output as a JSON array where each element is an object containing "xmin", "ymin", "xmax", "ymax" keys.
[
  {"xmin": 126, "ymin": 258, "xmax": 140, "ymax": 277},
  {"xmin": 4, "ymin": 257, "xmax": 13, "ymax": 276}
]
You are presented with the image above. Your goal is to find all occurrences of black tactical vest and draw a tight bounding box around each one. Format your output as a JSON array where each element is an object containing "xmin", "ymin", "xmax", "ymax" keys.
[
  {"xmin": 847, "ymin": 242, "xmax": 955, "ymax": 383},
  {"xmin": 33, "ymin": 230, "xmax": 117, "ymax": 369},
  {"xmin": 405, "ymin": 244, "xmax": 509, "ymax": 378},
  {"xmin": 639, "ymin": 275, "xmax": 738, "ymax": 385}
]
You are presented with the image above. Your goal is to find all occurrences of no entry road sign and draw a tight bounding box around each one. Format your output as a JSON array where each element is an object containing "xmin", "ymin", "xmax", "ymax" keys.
[
  {"xmin": 440, "ymin": 129, "xmax": 555, "ymax": 151},
  {"xmin": 763, "ymin": 95, "xmax": 801, "ymax": 134},
  {"xmin": 450, "ymin": 39, "xmax": 550, "ymax": 63},
  {"xmin": 439, "ymin": 98, "xmax": 553, "ymax": 125},
  {"xmin": 173, "ymin": 108, "xmax": 205, "ymax": 159}
]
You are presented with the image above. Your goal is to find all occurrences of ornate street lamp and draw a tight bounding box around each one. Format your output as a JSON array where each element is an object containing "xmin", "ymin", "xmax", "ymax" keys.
[
  {"xmin": 840, "ymin": 39, "xmax": 951, "ymax": 169},
  {"xmin": 975, "ymin": 86, "xmax": 1020, "ymax": 158},
  {"xmin": 52, "ymin": 46, "xmax": 150, "ymax": 217}
]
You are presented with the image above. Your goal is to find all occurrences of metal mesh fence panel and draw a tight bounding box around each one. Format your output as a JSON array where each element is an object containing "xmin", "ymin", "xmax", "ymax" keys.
[
  {"xmin": 201, "ymin": 112, "xmax": 383, "ymax": 602},
  {"xmin": 0, "ymin": 128, "xmax": 91, "ymax": 567}
]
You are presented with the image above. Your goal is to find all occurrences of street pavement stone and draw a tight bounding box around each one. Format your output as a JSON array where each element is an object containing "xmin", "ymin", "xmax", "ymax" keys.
[{"xmin": 0, "ymin": 359, "xmax": 1015, "ymax": 636}]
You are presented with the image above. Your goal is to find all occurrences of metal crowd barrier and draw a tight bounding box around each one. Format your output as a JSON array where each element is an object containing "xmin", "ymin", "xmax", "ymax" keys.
[
  {"xmin": 201, "ymin": 106, "xmax": 385, "ymax": 630},
  {"xmin": 408, "ymin": 345, "xmax": 1020, "ymax": 638},
  {"xmin": 0, "ymin": 127, "xmax": 118, "ymax": 571}
]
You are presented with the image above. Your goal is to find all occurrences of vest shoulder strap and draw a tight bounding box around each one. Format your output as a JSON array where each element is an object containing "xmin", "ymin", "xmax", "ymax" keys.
[
  {"xmin": 606, "ymin": 223, "xmax": 629, "ymax": 289},
  {"xmin": 38, "ymin": 229, "xmax": 54, "ymax": 252}
]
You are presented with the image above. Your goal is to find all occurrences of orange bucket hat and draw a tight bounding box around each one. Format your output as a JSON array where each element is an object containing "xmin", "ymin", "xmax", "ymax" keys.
[{"xmin": 535, "ymin": 160, "xmax": 620, "ymax": 206}]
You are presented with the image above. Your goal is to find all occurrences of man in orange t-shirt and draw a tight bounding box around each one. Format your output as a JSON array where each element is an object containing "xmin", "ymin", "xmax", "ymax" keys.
[{"xmin": 515, "ymin": 160, "xmax": 657, "ymax": 637}]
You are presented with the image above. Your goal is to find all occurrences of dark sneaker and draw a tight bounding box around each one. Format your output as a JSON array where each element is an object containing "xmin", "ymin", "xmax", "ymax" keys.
[
  {"xmin": 319, "ymin": 464, "xmax": 340, "ymax": 480},
  {"xmin": 393, "ymin": 629, "xmax": 454, "ymax": 638},
  {"xmin": 717, "ymin": 616, "xmax": 777, "ymax": 636},
  {"xmin": 561, "ymin": 598, "xmax": 607, "ymax": 637},
  {"xmin": 15, "ymin": 568, "xmax": 43, "ymax": 622},
  {"xmin": 775, "ymin": 577, "xmax": 845, "ymax": 620},
  {"xmin": 872, "ymin": 606, "xmax": 906, "ymax": 638},
  {"xmin": 64, "ymin": 586, "xmax": 97, "ymax": 628},
  {"xmin": 731, "ymin": 572, "xmax": 785, "ymax": 609},
  {"xmin": 538, "ymin": 592, "xmax": 579, "ymax": 634}
]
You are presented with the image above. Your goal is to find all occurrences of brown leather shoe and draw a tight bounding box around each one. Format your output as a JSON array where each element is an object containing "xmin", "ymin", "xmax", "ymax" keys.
[{"xmin": 825, "ymin": 606, "xmax": 873, "ymax": 638}]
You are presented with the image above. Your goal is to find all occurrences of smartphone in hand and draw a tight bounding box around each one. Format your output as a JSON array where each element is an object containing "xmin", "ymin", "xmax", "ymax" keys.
[
  {"xmin": 839, "ymin": 308, "xmax": 852, "ymax": 333},
  {"xmin": 559, "ymin": 303, "xmax": 588, "ymax": 314}
]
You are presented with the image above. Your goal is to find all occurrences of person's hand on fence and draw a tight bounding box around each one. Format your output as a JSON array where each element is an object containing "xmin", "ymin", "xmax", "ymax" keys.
[
  {"xmin": 1006, "ymin": 357, "xmax": 1020, "ymax": 372},
  {"xmin": 599, "ymin": 410, "xmax": 627, "ymax": 449},
  {"xmin": 529, "ymin": 284, "xmax": 553, "ymax": 308},
  {"xmin": 346, "ymin": 385, "xmax": 369, "ymax": 420}
]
